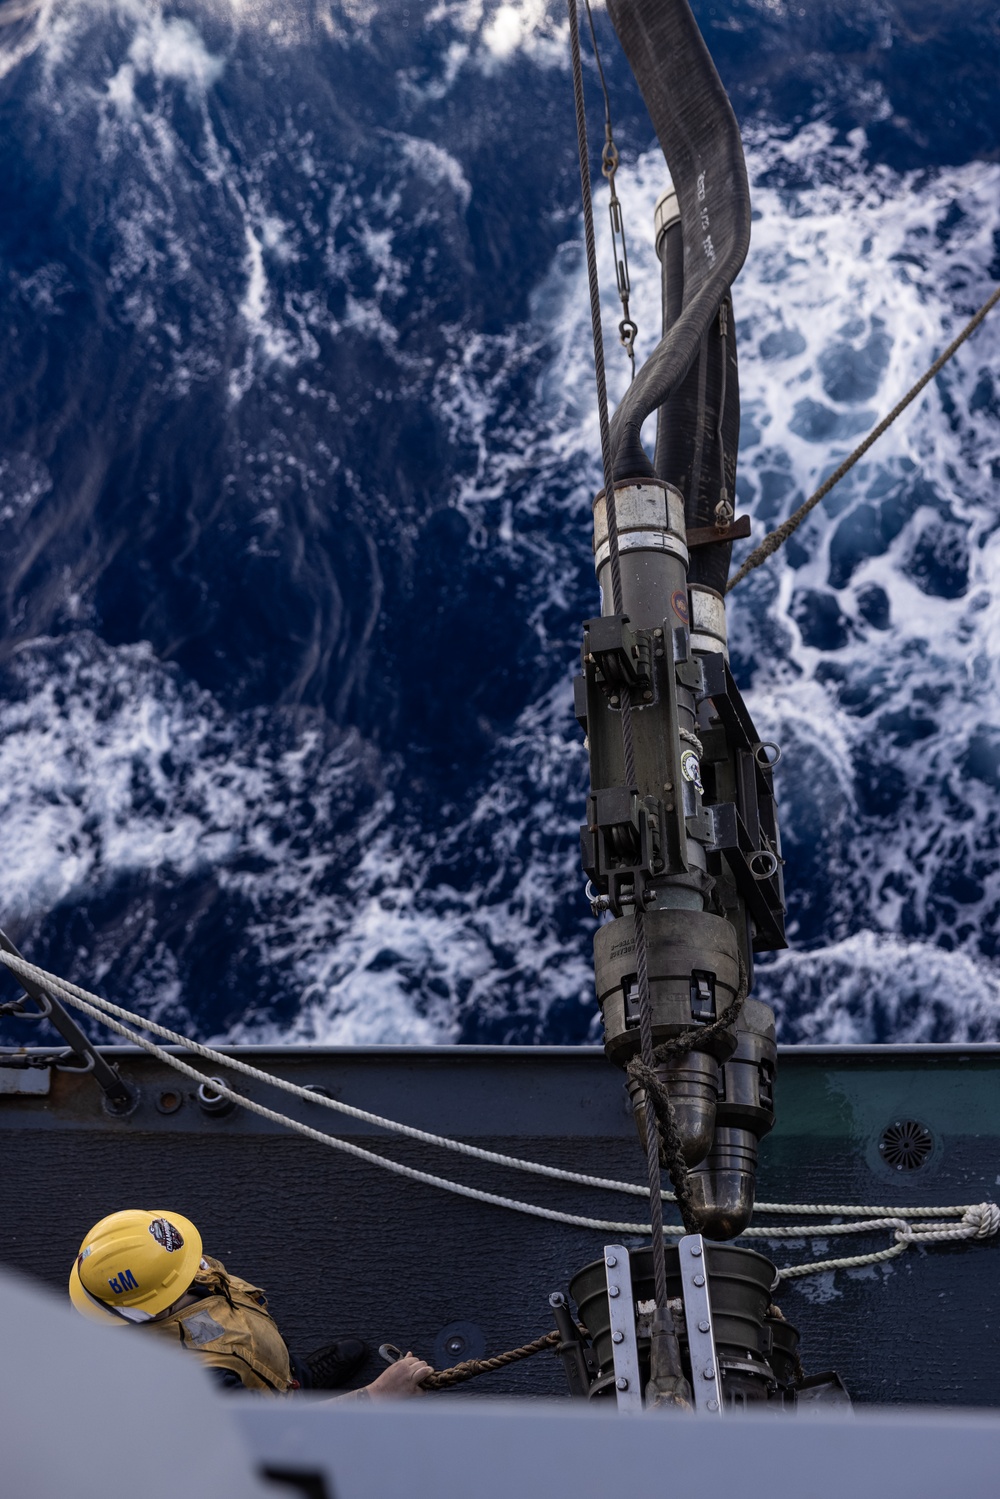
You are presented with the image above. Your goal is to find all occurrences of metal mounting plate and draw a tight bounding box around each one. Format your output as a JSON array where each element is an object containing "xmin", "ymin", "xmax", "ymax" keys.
[
  {"xmin": 677, "ymin": 1233, "xmax": 723, "ymax": 1415},
  {"xmin": 0, "ymin": 1065, "xmax": 50, "ymax": 1096},
  {"xmin": 604, "ymin": 1244, "xmax": 643, "ymax": 1413}
]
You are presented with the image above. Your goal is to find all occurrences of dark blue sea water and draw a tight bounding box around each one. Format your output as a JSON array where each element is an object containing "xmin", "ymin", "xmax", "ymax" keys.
[{"xmin": 1, "ymin": 1, "xmax": 999, "ymax": 1048}]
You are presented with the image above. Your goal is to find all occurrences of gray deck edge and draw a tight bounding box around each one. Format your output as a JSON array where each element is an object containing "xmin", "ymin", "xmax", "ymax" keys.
[{"xmin": 6, "ymin": 1042, "xmax": 1000, "ymax": 1059}]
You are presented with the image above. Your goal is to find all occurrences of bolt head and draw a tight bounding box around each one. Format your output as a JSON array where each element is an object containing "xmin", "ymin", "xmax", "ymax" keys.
[
  {"xmin": 612, "ymin": 1331, "xmax": 624, "ymax": 1345},
  {"xmin": 643, "ymin": 690, "xmax": 653, "ymax": 702},
  {"xmin": 616, "ymin": 1377, "xmax": 629, "ymax": 1391},
  {"xmin": 605, "ymin": 1255, "xmax": 617, "ymax": 1267},
  {"xmin": 707, "ymin": 1399, "xmax": 720, "ymax": 1412},
  {"xmin": 690, "ymin": 1244, "xmax": 702, "ymax": 1257},
  {"xmin": 698, "ymin": 1320, "xmax": 710, "ymax": 1333},
  {"xmin": 608, "ymin": 1286, "xmax": 620, "ymax": 1298},
  {"xmin": 609, "ymin": 695, "xmax": 620, "ymax": 706},
  {"xmin": 703, "ymin": 1366, "xmax": 716, "ymax": 1380},
  {"xmin": 693, "ymin": 1274, "xmax": 706, "ymax": 1287}
]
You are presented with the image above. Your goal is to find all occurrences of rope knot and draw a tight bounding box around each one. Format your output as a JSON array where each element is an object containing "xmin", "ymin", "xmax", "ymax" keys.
[{"xmin": 963, "ymin": 1202, "xmax": 1000, "ymax": 1239}]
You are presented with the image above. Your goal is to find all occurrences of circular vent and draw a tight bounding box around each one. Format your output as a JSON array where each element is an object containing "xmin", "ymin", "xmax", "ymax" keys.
[{"xmin": 879, "ymin": 1119, "xmax": 933, "ymax": 1171}]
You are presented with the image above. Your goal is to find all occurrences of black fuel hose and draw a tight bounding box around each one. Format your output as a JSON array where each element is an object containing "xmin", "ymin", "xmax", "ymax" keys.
[{"xmin": 605, "ymin": 0, "xmax": 751, "ymax": 487}]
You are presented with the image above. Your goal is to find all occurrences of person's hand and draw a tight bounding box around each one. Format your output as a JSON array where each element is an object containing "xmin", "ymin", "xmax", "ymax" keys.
[{"xmin": 366, "ymin": 1352, "xmax": 433, "ymax": 1401}]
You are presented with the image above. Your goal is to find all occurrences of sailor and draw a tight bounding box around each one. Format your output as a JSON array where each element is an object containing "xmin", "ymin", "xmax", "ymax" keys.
[{"xmin": 68, "ymin": 1208, "xmax": 432, "ymax": 1398}]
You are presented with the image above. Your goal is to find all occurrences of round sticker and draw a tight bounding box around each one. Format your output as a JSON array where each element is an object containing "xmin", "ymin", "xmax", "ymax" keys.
[
  {"xmin": 149, "ymin": 1218, "xmax": 185, "ymax": 1253},
  {"xmin": 671, "ymin": 589, "xmax": 689, "ymax": 625},
  {"xmin": 680, "ymin": 749, "xmax": 704, "ymax": 795}
]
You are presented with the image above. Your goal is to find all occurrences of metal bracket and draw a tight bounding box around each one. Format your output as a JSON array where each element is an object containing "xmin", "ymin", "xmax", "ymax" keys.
[
  {"xmin": 0, "ymin": 930, "xmax": 135, "ymax": 1112},
  {"xmin": 698, "ymin": 653, "xmax": 787, "ymax": 951},
  {"xmin": 685, "ymin": 515, "xmax": 752, "ymax": 550},
  {"xmin": 677, "ymin": 1234, "xmax": 723, "ymax": 1414},
  {"xmin": 548, "ymin": 1291, "xmax": 594, "ymax": 1398},
  {"xmin": 603, "ymin": 1244, "xmax": 643, "ymax": 1413},
  {"xmin": 584, "ymin": 615, "xmax": 652, "ymax": 704}
]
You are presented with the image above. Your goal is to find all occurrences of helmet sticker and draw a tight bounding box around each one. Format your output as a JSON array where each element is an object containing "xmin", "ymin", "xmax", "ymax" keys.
[{"xmin": 149, "ymin": 1217, "xmax": 185, "ymax": 1253}]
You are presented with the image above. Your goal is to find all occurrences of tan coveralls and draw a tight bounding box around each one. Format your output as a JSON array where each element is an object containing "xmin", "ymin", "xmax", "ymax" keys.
[{"xmin": 144, "ymin": 1254, "xmax": 293, "ymax": 1393}]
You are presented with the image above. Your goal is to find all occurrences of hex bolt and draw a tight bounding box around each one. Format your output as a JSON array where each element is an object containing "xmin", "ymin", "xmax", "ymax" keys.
[
  {"xmin": 707, "ymin": 1399, "xmax": 720, "ymax": 1412},
  {"xmin": 643, "ymin": 690, "xmax": 653, "ymax": 702},
  {"xmin": 698, "ymin": 1320, "xmax": 710, "ymax": 1334},
  {"xmin": 703, "ymin": 1366, "xmax": 716, "ymax": 1380},
  {"xmin": 616, "ymin": 1377, "xmax": 629, "ymax": 1391},
  {"xmin": 612, "ymin": 1331, "xmax": 624, "ymax": 1345},
  {"xmin": 605, "ymin": 1255, "xmax": 617, "ymax": 1267},
  {"xmin": 608, "ymin": 1286, "xmax": 620, "ymax": 1299},
  {"xmin": 609, "ymin": 695, "xmax": 620, "ymax": 707},
  {"xmin": 689, "ymin": 1244, "xmax": 702, "ymax": 1257},
  {"xmin": 693, "ymin": 1274, "xmax": 706, "ymax": 1288}
]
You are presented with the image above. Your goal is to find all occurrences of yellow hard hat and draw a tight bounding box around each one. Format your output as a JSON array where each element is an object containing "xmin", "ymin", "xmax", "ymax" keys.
[{"xmin": 68, "ymin": 1209, "xmax": 203, "ymax": 1325}]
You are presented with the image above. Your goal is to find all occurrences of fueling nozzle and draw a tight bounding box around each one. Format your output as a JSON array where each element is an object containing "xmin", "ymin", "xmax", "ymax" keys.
[
  {"xmin": 596, "ymin": 908, "xmax": 740, "ymax": 1171},
  {"xmin": 686, "ymin": 999, "xmax": 777, "ymax": 1239}
]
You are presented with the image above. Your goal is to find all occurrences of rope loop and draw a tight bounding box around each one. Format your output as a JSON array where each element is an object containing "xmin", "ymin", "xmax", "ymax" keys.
[{"xmin": 964, "ymin": 1202, "xmax": 1000, "ymax": 1239}]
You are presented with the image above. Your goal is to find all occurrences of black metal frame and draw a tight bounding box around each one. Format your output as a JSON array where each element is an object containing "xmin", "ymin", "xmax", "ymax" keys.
[
  {"xmin": 0, "ymin": 929, "xmax": 135, "ymax": 1110},
  {"xmin": 699, "ymin": 655, "xmax": 787, "ymax": 951}
]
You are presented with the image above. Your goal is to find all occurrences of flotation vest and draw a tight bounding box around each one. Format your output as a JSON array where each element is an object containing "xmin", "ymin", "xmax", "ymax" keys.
[{"xmin": 144, "ymin": 1254, "xmax": 293, "ymax": 1393}]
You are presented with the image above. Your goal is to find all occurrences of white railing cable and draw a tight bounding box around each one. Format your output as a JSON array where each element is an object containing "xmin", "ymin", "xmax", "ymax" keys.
[{"xmin": 2, "ymin": 949, "xmax": 996, "ymax": 1279}]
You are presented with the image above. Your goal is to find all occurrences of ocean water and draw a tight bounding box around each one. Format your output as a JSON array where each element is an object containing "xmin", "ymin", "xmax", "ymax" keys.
[{"xmin": 1, "ymin": 0, "xmax": 998, "ymax": 1048}]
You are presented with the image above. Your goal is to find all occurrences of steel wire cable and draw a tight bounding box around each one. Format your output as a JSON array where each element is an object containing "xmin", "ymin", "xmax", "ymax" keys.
[
  {"xmin": 567, "ymin": 0, "xmax": 670, "ymax": 1311},
  {"xmin": 726, "ymin": 282, "xmax": 1000, "ymax": 592}
]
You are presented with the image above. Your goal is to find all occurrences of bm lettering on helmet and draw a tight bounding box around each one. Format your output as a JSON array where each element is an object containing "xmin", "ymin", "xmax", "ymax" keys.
[{"xmin": 108, "ymin": 1269, "xmax": 139, "ymax": 1295}]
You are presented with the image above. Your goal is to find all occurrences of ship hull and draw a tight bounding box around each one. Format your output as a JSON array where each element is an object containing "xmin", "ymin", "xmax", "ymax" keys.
[{"xmin": 1, "ymin": 1043, "xmax": 997, "ymax": 1404}]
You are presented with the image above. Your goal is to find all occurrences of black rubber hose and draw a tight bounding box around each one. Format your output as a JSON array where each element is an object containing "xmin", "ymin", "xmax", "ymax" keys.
[
  {"xmin": 605, "ymin": 0, "xmax": 751, "ymax": 483},
  {"xmin": 656, "ymin": 291, "xmax": 740, "ymax": 593}
]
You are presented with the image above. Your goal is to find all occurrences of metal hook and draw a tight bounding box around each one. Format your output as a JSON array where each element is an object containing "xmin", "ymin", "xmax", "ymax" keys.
[{"xmin": 56, "ymin": 1049, "xmax": 96, "ymax": 1074}]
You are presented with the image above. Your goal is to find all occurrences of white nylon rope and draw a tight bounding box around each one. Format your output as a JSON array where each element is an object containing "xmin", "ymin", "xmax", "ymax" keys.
[
  {"xmin": 0, "ymin": 950, "xmax": 665, "ymax": 1196},
  {"xmin": 3, "ymin": 949, "xmax": 997, "ymax": 1280}
]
